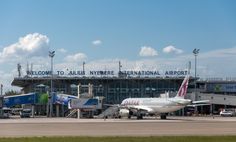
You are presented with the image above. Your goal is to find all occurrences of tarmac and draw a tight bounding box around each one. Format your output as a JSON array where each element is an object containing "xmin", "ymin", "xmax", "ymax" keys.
[{"xmin": 1, "ymin": 116, "xmax": 236, "ymax": 137}]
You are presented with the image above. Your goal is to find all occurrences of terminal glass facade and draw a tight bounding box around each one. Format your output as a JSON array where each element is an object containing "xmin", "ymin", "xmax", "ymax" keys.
[{"xmin": 12, "ymin": 77, "xmax": 194, "ymax": 104}]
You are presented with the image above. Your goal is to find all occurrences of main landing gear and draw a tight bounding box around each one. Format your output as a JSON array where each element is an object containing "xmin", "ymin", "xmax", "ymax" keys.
[
  {"xmin": 160, "ymin": 113, "xmax": 167, "ymax": 119},
  {"xmin": 137, "ymin": 113, "xmax": 143, "ymax": 119}
]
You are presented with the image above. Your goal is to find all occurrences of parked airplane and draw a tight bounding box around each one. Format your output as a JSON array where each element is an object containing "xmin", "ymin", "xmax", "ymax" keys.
[{"xmin": 118, "ymin": 75, "xmax": 209, "ymax": 119}]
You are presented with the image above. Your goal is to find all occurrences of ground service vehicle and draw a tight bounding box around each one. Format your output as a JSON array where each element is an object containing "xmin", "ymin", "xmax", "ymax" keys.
[
  {"xmin": 20, "ymin": 109, "xmax": 31, "ymax": 118},
  {"xmin": 2, "ymin": 107, "xmax": 11, "ymax": 118},
  {"xmin": 220, "ymin": 109, "xmax": 236, "ymax": 117}
]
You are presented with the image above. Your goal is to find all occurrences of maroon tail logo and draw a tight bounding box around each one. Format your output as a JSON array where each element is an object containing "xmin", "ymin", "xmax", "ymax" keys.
[{"xmin": 178, "ymin": 77, "xmax": 189, "ymax": 97}]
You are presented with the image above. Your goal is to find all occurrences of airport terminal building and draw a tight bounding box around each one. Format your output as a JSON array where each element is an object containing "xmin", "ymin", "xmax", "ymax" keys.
[
  {"xmin": 195, "ymin": 79, "xmax": 236, "ymax": 113},
  {"xmin": 12, "ymin": 71, "xmax": 192, "ymax": 104},
  {"xmin": 10, "ymin": 67, "xmax": 236, "ymax": 117}
]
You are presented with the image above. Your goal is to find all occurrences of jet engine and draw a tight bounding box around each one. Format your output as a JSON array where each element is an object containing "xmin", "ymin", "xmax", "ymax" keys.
[{"xmin": 119, "ymin": 108, "xmax": 130, "ymax": 118}]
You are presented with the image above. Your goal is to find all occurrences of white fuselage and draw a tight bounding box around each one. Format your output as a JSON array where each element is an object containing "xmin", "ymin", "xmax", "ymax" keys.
[{"xmin": 121, "ymin": 97, "xmax": 192, "ymax": 114}]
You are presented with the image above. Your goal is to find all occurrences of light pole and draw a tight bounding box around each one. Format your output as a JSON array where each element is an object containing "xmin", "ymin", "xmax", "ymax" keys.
[
  {"xmin": 49, "ymin": 51, "xmax": 55, "ymax": 117},
  {"xmin": 193, "ymin": 48, "xmax": 200, "ymax": 94},
  {"xmin": 193, "ymin": 48, "xmax": 200, "ymax": 114},
  {"xmin": 118, "ymin": 61, "xmax": 122, "ymax": 77},
  {"xmin": 82, "ymin": 61, "xmax": 85, "ymax": 74}
]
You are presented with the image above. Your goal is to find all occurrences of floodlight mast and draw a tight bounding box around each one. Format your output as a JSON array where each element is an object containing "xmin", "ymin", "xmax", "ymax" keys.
[
  {"xmin": 48, "ymin": 51, "xmax": 55, "ymax": 117},
  {"xmin": 193, "ymin": 48, "xmax": 200, "ymax": 102}
]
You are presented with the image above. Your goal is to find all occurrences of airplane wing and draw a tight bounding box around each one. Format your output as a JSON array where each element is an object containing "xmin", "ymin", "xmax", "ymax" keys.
[
  {"xmin": 187, "ymin": 104, "xmax": 211, "ymax": 107},
  {"xmin": 187, "ymin": 100, "xmax": 210, "ymax": 107},
  {"xmin": 192, "ymin": 100, "xmax": 210, "ymax": 104},
  {"xmin": 124, "ymin": 105, "xmax": 154, "ymax": 113},
  {"xmin": 103, "ymin": 104, "xmax": 120, "ymax": 107},
  {"xmin": 168, "ymin": 99, "xmax": 189, "ymax": 106},
  {"xmin": 104, "ymin": 104, "xmax": 153, "ymax": 113}
]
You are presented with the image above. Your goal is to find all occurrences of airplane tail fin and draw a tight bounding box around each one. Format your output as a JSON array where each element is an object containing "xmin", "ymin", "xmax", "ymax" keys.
[{"xmin": 175, "ymin": 75, "xmax": 189, "ymax": 98}]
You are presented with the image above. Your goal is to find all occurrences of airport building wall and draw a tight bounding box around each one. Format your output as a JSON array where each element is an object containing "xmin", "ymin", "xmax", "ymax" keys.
[
  {"xmin": 10, "ymin": 76, "xmax": 236, "ymax": 116},
  {"xmin": 11, "ymin": 76, "xmax": 195, "ymax": 117},
  {"xmin": 198, "ymin": 93, "xmax": 236, "ymax": 106},
  {"xmin": 12, "ymin": 76, "xmax": 195, "ymax": 104},
  {"xmin": 190, "ymin": 80, "xmax": 236, "ymax": 114}
]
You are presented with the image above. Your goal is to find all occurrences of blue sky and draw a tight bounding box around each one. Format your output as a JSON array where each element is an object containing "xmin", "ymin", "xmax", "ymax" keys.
[{"xmin": 0, "ymin": 0, "xmax": 236, "ymax": 91}]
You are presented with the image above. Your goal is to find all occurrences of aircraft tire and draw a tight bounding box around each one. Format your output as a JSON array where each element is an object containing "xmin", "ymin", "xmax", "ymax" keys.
[
  {"xmin": 160, "ymin": 114, "xmax": 167, "ymax": 119},
  {"xmin": 137, "ymin": 114, "xmax": 143, "ymax": 120}
]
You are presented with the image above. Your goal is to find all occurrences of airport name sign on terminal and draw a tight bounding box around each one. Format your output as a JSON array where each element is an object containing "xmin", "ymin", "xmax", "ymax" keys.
[{"xmin": 26, "ymin": 70, "xmax": 188, "ymax": 77}]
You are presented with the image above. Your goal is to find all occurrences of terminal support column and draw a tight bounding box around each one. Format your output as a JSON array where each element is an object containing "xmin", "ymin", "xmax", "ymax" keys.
[
  {"xmin": 32, "ymin": 105, "xmax": 35, "ymax": 118},
  {"xmin": 56, "ymin": 104, "xmax": 60, "ymax": 117},
  {"xmin": 77, "ymin": 84, "xmax": 81, "ymax": 119},
  {"xmin": 62, "ymin": 105, "xmax": 65, "ymax": 117}
]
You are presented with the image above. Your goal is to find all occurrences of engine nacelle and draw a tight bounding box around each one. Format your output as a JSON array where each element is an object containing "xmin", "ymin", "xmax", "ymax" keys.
[{"xmin": 119, "ymin": 109, "xmax": 130, "ymax": 117}]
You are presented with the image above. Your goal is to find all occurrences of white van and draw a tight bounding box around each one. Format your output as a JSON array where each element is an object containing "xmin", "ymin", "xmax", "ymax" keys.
[{"xmin": 220, "ymin": 109, "xmax": 236, "ymax": 117}]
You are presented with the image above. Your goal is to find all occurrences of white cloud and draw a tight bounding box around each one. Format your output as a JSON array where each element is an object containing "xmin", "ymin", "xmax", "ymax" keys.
[
  {"xmin": 58, "ymin": 48, "xmax": 67, "ymax": 53},
  {"xmin": 139, "ymin": 46, "xmax": 158, "ymax": 57},
  {"xmin": 3, "ymin": 36, "xmax": 236, "ymax": 94},
  {"xmin": 0, "ymin": 33, "xmax": 49, "ymax": 63},
  {"xmin": 92, "ymin": 40, "xmax": 102, "ymax": 46},
  {"xmin": 199, "ymin": 47, "xmax": 236, "ymax": 58},
  {"xmin": 64, "ymin": 52, "xmax": 87, "ymax": 62},
  {"xmin": 0, "ymin": 33, "xmax": 51, "ymax": 93},
  {"xmin": 0, "ymin": 70, "xmax": 21, "ymax": 93},
  {"xmin": 163, "ymin": 45, "xmax": 183, "ymax": 54},
  {"xmin": 71, "ymin": 47, "xmax": 236, "ymax": 78}
]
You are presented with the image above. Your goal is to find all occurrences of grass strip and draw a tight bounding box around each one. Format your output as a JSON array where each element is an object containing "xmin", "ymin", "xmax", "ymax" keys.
[{"xmin": 0, "ymin": 136, "xmax": 236, "ymax": 142}]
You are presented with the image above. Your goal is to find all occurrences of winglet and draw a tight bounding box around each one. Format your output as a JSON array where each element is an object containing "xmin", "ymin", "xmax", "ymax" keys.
[{"xmin": 175, "ymin": 75, "xmax": 189, "ymax": 98}]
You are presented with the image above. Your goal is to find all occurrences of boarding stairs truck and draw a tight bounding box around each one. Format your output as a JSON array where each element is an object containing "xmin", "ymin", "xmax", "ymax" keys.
[{"xmin": 97, "ymin": 106, "xmax": 120, "ymax": 119}]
